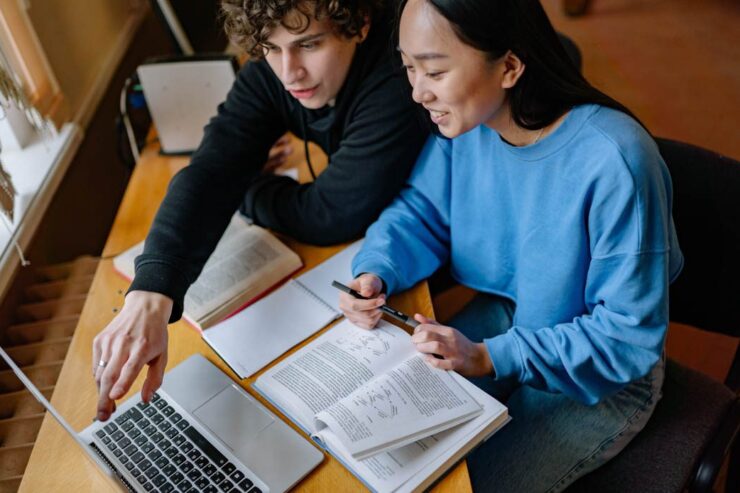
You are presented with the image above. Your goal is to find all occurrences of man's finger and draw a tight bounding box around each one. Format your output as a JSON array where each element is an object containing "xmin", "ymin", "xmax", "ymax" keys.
[
  {"xmin": 92, "ymin": 335, "xmax": 102, "ymax": 377},
  {"xmin": 96, "ymin": 350, "xmax": 127, "ymax": 421},
  {"xmin": 141, "ymin": 352, "xmax": 167, "ymax": 402},
  {"xmin": 95, "ymin": 387, "xmax": 116, "ymax": 422},
  {"xmin": 94, "ymin": 337, "xmax": 114, "ymax": 388},
  {"xmin": 109, "ymin": 352, "xmax": 148, "ymax": 400}
]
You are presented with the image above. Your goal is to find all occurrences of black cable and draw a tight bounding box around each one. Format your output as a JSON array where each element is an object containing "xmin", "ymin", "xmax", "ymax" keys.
[{"xmin": 299, "ymin": 109, "xmax": 317, "ymax": 181}]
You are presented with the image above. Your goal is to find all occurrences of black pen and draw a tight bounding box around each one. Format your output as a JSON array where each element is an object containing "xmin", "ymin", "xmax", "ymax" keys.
[
  {"xmin": 332, "ymin": 280, "xmax": 444, "ymax": 360},
  {"xmin": 332, "ymin": 280, "xmax": 419, "ymax": 328}
]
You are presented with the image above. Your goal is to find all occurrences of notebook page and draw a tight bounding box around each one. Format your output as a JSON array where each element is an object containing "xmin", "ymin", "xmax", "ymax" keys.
[
  {"xmin": 296, "ymin": 240, "xmax": 363, "ymax": 312},
  {"xmin": 203, "ymin": 280, "xmax": 339, "ymax": 378}
]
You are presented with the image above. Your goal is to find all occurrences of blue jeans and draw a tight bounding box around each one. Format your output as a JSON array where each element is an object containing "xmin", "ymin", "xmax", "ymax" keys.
[{"xmin": 447, "ymin": 293, "xmax": 664, "ymax": 493}]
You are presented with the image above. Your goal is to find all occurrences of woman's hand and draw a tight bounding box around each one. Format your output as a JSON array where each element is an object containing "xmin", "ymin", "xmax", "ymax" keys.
[
  {"xmin": 337, "ymin": 273, "xmax": 386, "ymax": 329},
  {"xmin": 411, "ymin": 315, "xmax": 494, "ymax": 377},
  {"xmin": 262, "ymin": 134, "xmax": 293, "ymax": 174}
]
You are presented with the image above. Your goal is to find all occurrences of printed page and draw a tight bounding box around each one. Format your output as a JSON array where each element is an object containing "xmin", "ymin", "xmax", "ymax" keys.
[
  {"xmin": 254, "ymin": 319, "xmax": 416, "ymax": 432},
  {"xmin": 185, "ymin": 217, "xmax": 300, "ymax": 321},
  {"xmin": 112, "ymin": 215, "xmax": 301, "ymax": 327},
  {"xmin": 314, "ymin": 354, "xmax": 482, "ymax": 459},
  {"xmin": 320, "ymin": 374, "xmax": 508, "ymax": 493},
  {"xmin": 111, "ymin": 216, "xmax": 253, "ymax": 284}
]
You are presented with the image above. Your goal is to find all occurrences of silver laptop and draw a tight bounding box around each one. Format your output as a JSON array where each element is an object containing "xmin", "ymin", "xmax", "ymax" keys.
[
  {"xmin": 0, "ymin": 348, "xmax": 323, "ymax": 492},
  {"xmin": 137, "ymin": 55, "xmax": 238, "ymax": 155}
]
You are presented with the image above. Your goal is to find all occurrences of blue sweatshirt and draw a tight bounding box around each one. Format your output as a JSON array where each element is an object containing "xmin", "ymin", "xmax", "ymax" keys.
[{"xmin": 353, "ymin": 104, "xmax": 683, "ymax": 405}]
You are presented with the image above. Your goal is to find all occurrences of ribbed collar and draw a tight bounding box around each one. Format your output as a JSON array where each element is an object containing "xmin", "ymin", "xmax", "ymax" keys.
[{"xmin": 491, "ymin": 104, "xmax": 600, "ymax": 162}]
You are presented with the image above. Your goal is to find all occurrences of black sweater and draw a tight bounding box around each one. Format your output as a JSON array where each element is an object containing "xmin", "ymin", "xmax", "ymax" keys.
[{"xmin": 130, "ymin": 9, "xmax": 428, "ymax": 322}]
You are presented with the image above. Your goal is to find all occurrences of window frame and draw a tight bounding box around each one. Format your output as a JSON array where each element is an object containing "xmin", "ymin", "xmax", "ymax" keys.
[{"xmin": 0, "ymin": 0, "xmax": 68, "ymax": 127}]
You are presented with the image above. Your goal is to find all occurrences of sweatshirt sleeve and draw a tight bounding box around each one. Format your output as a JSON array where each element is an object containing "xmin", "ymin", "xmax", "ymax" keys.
[
  {"xmin": 487, "ymin": 140, "xmax": 681, "ymax": 405},
  {"xmin": 352, "ymin": 137, "xmax": 452, "ymax": 293},
  {"xmin": 130, "ymin": 62, "xmax": 286, "ymax": 322},
  {"xmin": 240, "ymin": 76, "xmax": 428, "ymax": 245}
]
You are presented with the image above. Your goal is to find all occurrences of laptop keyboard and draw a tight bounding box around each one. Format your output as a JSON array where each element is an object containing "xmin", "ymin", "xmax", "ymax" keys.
[{"xmin": 95, "ymin": 393, "xmax": 262, "ymax": 493}]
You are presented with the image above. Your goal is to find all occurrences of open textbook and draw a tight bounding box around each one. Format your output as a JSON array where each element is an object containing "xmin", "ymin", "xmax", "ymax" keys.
[
  {"xmin": 203, "ymin": 241, "xmax": 362, "ymax": 378},
  {"xmin": 113, "ymin": 215, "xmax": 302, "ymax": 332},
  {"xmin": 253, "ymin": 319, "xmax": 509, "ymax": 492}
]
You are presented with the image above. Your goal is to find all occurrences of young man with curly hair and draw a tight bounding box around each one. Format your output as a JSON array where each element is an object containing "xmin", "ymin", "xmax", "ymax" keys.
[{"xmin": 92, "ymin": 0, "xmax": 427, "ymax": 421}]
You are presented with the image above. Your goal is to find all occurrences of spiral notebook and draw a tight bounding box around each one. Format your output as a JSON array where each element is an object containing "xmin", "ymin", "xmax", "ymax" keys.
[{"xmin": 203, "ymin": 241, "xmax": 362, "ymax": 378}]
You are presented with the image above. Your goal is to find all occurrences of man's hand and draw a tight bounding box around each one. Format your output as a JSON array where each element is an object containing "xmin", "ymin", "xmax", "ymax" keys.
[
  {"xmin": 337, "ymin": 273, "xmax": 385, "ymax": 329},
  {"xmin": 411, "ymin": 315, "xmax": 494, "ymax": 377},
  {"xmin": 92, "ymin": 291, "xmax": 173, "ymax": 421}
]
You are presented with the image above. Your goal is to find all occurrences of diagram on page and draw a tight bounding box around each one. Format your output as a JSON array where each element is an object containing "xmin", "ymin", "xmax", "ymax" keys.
[{"xmin": 335, "ymin": 328, "xmax": 393, "ymax": 365}]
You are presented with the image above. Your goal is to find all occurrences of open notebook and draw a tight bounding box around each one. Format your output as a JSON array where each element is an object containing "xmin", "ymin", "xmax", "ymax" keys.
[{"xmin": 203, "ymin": 241, "xmax": 362, "ymax": 378}]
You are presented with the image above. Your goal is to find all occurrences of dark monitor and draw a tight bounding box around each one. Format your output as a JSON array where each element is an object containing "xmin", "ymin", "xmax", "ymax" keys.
[{"xmin": 150, "ymin": 0, "xmax": 229, "ymax": 54}]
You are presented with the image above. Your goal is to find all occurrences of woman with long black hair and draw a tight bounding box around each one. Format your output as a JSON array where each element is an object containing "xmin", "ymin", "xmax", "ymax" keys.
[{"xmin": 339, "ymin": 0, "xmax": 683, "ymax": 490}]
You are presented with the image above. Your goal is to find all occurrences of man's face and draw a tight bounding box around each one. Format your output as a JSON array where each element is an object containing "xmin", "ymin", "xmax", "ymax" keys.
[{"xmin": 263, "ymin": 11, "xmax": 366, "ymax": 109}]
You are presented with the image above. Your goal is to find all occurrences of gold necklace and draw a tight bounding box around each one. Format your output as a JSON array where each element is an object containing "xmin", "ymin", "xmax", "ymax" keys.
[{"xmin": 532, "ymin": 126, "xmax": 546, "ymax": 145}]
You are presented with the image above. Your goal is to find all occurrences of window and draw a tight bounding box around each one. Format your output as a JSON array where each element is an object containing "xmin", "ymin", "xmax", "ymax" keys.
[{"xmin": 0, "ymin": 0, "xmax": 68, "ymax": 127}]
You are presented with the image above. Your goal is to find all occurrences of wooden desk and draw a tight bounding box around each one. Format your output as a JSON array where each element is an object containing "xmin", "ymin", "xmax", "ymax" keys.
[{"xmin": 19, "ymin": 141, "xmax": 472, "ymax": 492}]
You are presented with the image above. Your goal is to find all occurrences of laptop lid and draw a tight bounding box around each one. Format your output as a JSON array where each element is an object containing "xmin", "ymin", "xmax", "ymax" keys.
[
  {"xmin": 137, "ymin": 55, "xmax": 238, "ymax": 155},
  {"xmin": 1, "ymin": 343, "xmax": 323, "ymax": 492},
  {"xmin": 0, "ymin": 345, "xmax": 127, "ymax": 490}
]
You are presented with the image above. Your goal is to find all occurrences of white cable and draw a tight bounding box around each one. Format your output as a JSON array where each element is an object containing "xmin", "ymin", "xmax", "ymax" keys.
[
  {"xmin": 0, "ymin": 212, "xmax": 30, "ymax": 266},
  {"xmin": 120, "ymin": 77, "xmax": 140, "ymax": 164}
]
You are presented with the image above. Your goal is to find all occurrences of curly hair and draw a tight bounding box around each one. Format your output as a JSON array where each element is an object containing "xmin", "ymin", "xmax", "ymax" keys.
[{"xmin": 221, "ymin": 0, "xmax": 385, "ymax": 58}]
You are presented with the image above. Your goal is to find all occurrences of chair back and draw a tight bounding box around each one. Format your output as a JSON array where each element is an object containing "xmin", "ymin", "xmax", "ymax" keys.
[{"xmin": 656, "ymin": 138, "xmax": 740, "ymax": 338}]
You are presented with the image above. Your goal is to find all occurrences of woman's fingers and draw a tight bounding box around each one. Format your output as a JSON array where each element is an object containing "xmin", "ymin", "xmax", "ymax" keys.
[
  {"xmin": 338, "ymin": 274, "xmax": 386, "ymax": 329},
  {"xmin": 413, "ymin": 313, "xmax": 440, "ymax": 326},
  {"xmin": 425, "ymin": 354, "xmax": 454, "ymax": 370},
  {"xmin": 357, "ymin": 274, "xmax": 383, "ymax": 298}
]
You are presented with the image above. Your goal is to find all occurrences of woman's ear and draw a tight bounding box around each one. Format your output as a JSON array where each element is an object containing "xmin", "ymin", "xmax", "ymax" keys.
[{"xmin": 500, "ymin": 51, "xmax": 526, "ymax": 89}]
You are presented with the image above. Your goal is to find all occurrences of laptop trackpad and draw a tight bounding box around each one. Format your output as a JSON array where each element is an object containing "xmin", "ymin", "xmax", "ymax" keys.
[{"xmin": 193, "ymin": 385, "xmax": 273, "ymax": 449}]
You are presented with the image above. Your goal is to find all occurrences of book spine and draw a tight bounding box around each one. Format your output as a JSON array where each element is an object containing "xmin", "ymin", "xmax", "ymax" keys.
[{"xmin": 291, "ymin": 279, "xmax": 340, "ymax": 317}]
